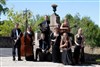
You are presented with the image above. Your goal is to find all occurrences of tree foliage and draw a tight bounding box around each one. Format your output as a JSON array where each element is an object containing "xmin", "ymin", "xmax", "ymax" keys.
[
  {"xmin": 64, "ymin": 14, "xmax": 100, "ymax": 47},
  {"xmin": 0, "ymin": 0, "xmax": 8, "ymax": 15},
  {"xmin": 7, "ymin": 8, "xmax": 33, "ymax": 32},
  {"xmin": 0, "ymin": 20, "xmax": 14, "ymax": 36}
]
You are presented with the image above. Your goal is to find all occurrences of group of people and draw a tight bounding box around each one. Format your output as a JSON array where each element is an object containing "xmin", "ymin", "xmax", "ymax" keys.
[{"xmin": 11, "ymin": 15, "xmax": 85, "ymax": 65}]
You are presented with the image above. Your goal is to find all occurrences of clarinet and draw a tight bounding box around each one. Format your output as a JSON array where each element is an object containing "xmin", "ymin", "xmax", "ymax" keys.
[{"xmin": 15, "ymin": 32, "xmax": 22, "ymax": 43}]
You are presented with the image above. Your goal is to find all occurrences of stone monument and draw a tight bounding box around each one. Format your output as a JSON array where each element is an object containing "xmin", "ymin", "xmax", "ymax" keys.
[{"xmin": 50, "ymin": 4, "xmax": 61, "ymax": 32}]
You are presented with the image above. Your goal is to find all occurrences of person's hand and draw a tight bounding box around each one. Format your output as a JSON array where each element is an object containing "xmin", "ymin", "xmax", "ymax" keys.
[
  {"xmin": 46, "ymin": 50, "xmax": 49, "ymax": 53},
  {"xmin": 18, "ymin": 35, "xmax": 20, "ymax": 39},
  {"xmin": 81, "ymin": 45, "xmax": 84, "ymax": 48},
  {"xmin": 14, "ymin": 40, "xmax": 17, "ymax": 43},
  {"xmin": 16, "ymin": 35, "xmax": 20, "ymax": 40},
  {"xmin": 60, "ymin": 45, "xmax": 63, "ymax": 48},
  {"xmin": 42, "ymin": 49, "xmax": 45, "ymax": 53}
]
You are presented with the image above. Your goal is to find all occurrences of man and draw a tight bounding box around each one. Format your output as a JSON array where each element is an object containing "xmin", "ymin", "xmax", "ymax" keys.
[
  {"xmin": 39, "ymin": 15, "xmax": 50, "ymax": 52},
  {"xmin": 39, "ymin": 15, "xmax": 50, "ymax": 34},
  {"xmin": 36, "ymin": 33, "xmax": 50, "ymax": 61},
  {"xmin": 11, "ymin": 23, "xmax": 22, "ymax": 61}
]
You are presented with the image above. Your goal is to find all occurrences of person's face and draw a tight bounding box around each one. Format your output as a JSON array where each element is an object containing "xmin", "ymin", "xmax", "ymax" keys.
[
  {"xmin": 63, "ymin": 33, "xmax": 67, "ymax": 37},
  {"xmin": 41, "ymin": 34, "xmax": 45, "ymax": 39},
  {"xmin": 64, "ymin": 20, "xmax": 68, "ymax": 24},
  {"xmin": 27, "ymin": 26, "xmax": 32, "ymax": 31},
  {"xmin": 44, "ymin": 16, "xmax": 48, "ymax": 21},
  {"xmin": 15, "ymin": 24, "xmax": 19, "ymax": 29},
  {"xmin": 27, "ymin": 27, "xmax": 31, "ymax": 31},
  {"xmin": 63, "ymin": 33, "xmax": 68, "ymax": 40}
]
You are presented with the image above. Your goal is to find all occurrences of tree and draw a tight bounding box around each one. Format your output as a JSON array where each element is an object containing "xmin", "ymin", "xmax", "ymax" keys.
[
  {"xmin": 0, "ymin": 20, "xmax": 14, "ymax": 36},
  {"xmin": 64, "ymin": 13, "xmax": 100, "ymax": 47},
  {"xmin": 7, "ymin": 8, "xmax": 33, "ymax": 32},
  {"xmin": 32, "ymin": 15, "xmax": 44, "ymax": 32},
  {"xmin": 0, "ymin": 0, "xmax": 8, "ymax": 15},
  {"xmin": 65, "ymin": 14, "xmax": 78, "ymax": 34}
]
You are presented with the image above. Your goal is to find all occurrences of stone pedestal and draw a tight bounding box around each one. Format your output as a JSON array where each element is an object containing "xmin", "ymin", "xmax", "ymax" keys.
[{"xmin": 50, "ymin": 13, "xmax": 60, "ymax": 32}]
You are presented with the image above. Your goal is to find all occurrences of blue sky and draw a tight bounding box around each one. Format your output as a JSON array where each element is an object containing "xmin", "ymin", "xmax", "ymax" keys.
[{"xmin": 1, "ymin": 0, "xmax": 100, "ymax": 27}]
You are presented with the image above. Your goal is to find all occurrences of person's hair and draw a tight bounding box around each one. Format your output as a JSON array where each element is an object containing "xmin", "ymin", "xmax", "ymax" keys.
[
  {"xmin": 78, "ymin": 28, "xmax": 82, "ymax": 34},
  {"xmin": 78, "ymin": 28, "xmax": 82, "ymax": 31},
  {"xmin": 66, "ymin": 33, "xmax": 69, "ymax": 41},
  {"xmin": 15, "ymin": 23, "xmax": 19, "ymax": 25},
  {"xmin": 63, "ymin": 18, "xmax": 69, "ymax": 22}
]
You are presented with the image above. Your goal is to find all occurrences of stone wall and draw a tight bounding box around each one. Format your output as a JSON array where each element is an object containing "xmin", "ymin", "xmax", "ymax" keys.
[
  {"xmin": 0, "ymin": 37, "xmax": 13, "ymax": 48},
  {"xmin": 84, "ymin": 45, "xmax": 100, "ymax": 54},
  {"xmin": 84, "ymin": 46, "xmax": 100, "ymax": 63}
]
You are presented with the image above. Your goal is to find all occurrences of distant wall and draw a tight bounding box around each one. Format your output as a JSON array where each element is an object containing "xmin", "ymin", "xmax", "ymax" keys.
[
  {"xmin": 0, "ymin": 37, "xmax": 13, "ymax": 48},
  {"xmin": 84, "ymin": 45, "xmax": 100, "ymax": 54},
  {"xmin": 0, "ymin": 37, "xmax": 100, "ymax": 54}
]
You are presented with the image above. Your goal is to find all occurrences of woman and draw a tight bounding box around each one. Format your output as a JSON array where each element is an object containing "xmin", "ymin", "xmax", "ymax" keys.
[
  {"xmin": 60, "ymin": 18, "xmax": 70, "ymax": 33},
  {"xmin": 51, "ymin": 27, "xmax": 61, "ymax": 63},
  {"xmin": 74, "ymin": 28, "xmax": 85, "ymax": 64},
  {"xmin": 60, "ymin": 33, "xmax": 73, "ymax": 65},
  {"xmin": 24, "ymin": 26, "xmax": 34, "ymax": 61}
]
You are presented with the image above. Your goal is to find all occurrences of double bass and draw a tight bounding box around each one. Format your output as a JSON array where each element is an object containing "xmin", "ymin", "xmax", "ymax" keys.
[{"xmin": 20, "ymin": 31, "xmax": 34, "ymax": 61}]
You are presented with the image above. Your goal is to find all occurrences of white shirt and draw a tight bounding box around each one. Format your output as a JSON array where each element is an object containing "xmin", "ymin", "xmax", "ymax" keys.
[{"xmin": 16, "ymin": 29, "xmax": 19, "ymax": 37}]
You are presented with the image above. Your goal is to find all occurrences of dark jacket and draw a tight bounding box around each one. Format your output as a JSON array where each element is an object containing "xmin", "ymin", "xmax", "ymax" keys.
[
  {"xmin": 11, "ymin": 28, "xmax": 22, "ymax": 40},
  {"xmin": 39, "ymin": 39, "xmax": 49, "ymax": 51},
  {"xmin": 39, "ymin": 20, "xmax": 50, "ymax": 34}
]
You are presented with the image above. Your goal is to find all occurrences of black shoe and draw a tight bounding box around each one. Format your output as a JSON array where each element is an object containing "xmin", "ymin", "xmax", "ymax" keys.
[
  {"xmin": 13, "ymin": 58, "xmax": 15, "ymax": 61},
  {"xmin": 18, "ymin": 59, "xmax": 23, "ymax": 61}
]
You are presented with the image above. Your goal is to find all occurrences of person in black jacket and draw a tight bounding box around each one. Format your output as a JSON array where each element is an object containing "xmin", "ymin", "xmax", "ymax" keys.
[
  {"xmin": 35, "ymin": 33, "xmax": 50, "ymax": 61},
  {"xmin": 39, "ymin": 15, "xmax": 50, "ymax": 50},
  {"xmin": 11, "ymin": 23, "xmax": 22, "ymax": 61}
]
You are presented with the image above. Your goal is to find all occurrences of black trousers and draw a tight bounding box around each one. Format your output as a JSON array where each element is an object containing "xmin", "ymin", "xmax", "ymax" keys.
[
  {"xmin": 74, "ymin": 46, "xmax": 85, "ymax": 64},
  {"xmin": 12, "ymin": 39, "xmax": 21, "ymax": 60},
  {"xmin": 36, "ymin": 48, "xmax": 42, "ymax": 61},
  {"xmin": 36, "ymin": 48, "xmax": 52, "ymax": 61}
]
